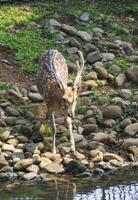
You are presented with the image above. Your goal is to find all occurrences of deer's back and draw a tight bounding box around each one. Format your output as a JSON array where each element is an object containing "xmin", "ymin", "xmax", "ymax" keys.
[{"xmin": 36, "ymin": 49, "xmax": 68, "ymax": 111}]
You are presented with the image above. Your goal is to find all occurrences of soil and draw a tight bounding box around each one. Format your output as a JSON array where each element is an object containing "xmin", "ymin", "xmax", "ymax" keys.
[{"xmin": 0, "ymin": 45, "xmax": 32, "ymax": 89}]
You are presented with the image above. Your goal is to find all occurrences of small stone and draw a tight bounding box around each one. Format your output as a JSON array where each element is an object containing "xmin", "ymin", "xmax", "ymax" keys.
[
  {"xmin": 17, "ymin": 135, "xmax": 29, "ymax": 143},
  {"xmin": 84, "ymin": 43, "xmax": 97, "ymax": 53},
  {"xmin": 103, "ymin": 105, "xmax": 123, "ymax": 119},
  {"xmin": 79, "ymin": 12, "xmax": 90, "ymax": 22},
  {"xmin": 122, "ymin": 138, "xmax": 138, "ymax": 149},
  {"xmin": 85, "ymin": 71, "xmax": 97, "ymax": 80},
  {"xmin": 104, "ymin": 119, "xmax": 116, "ymax": 128},
  {"xmin": 83, "ymin": 124, "xmax": 98, "ymax": 135},
  {"xmin": 120, "ymin": 118, "xmax": 132, "ymax": 128},
  {"xmin": 28, "ymin": 103, "xmax": 47, "ymax": 120},
  {"xmin": 77, "ymin": 30, "xmax": 92, "ymax": 41},
  {"xmin": 61, "ymin": 24, "xmax": 77, "ymax": 35},
  {"xmin": 84, "ymin": 80, "xmax": 98, "ymax": 88},
  {"xmin": 0, "ymin": 155, "xmax": 8, "ymax": 168},
  {"xmin": 30, "ymin": 85, "xmax": 38, "ymax": 93},
  {"xmin": 14, "ymin": 159, "xmax": 33, "ymax": 171},
  {"xmin": 4, "ymin": 117, "xmax": 17, "ymax": 126},
  {"xmin": 119, "ymin": 89, "xmax": 132, "ymax": 98},
  {"xmin": 27, "ymin": 164, "xmax": 39, "ymax": 173},
  {"xmin": 12, "ymin": 149, "xmax": 25, "ymax": 160},
  {"xmin": 0, "ymin": 166, "xmax": 13, "ymax": 173},
  {"xmin": 22, "ymin": 172, "xmax": 37, "ymax": 181},
  {"xmin": 20, "ymin": 125, "xmax": 32, "ymax": 138},
  {"xmin": 94, "ymin": 62, "xmax": 108, "ymax": 79},
  {"xmin": 66, "ymin": 47, "xmax": 78, "ymax": 54},
  {"xmin": 65, "ymin": 160, "xmax": 87, "ymax": 174},
  {"xmin": 103, "ymin": 153, "xmax": 123, "ymax": 162},
  {"xmin": 93, "ymin": 132, "xmax": 108, "ymax": 142},
  {"xmin": 124, "ymin": 123, "xmax": 138, "ymax": 136},
  {"xmin": 5, "ymin": 107, "xmax": 20, "ymax": 117},
  {"xmin": 74, "ymin": 133, "xmax": 84, "ymax": 143},
  {"xmin": 115, "ymin": 73, "xmax": 126, "ymax": 88},
  {"xmin": 129, "ymin": 146, "xmax": 138, "ymax": 158},
  {"xmin": 132, "ymin": 95, "xmax": 138, "ymax": 103},
  {"xmin": 102, "ymin": 53, "xmax": 115, "ymax": 62},
  {"xmin": 74, "ymin": 151, "xmax": 85, "ymax": 160},
  {"xmin": 7, "ymin": 138, "xmax": 18, "ymax": 146},
  {"xmin": 28, "ymin": 92, "xmax": 43, "ymax": 102},
  {"xmin": 126, "ymin": 66, "xmax": 138, "ymax": 83},
  {"xmin": 69, "ymin": 37, "xmax": 81, "ymax": 49},
  {"xmin": 45, "ymin": 163, "xmax": 64, "ymax": 174},
  {"xmin": 87, "ymin": 51, "xmax": 102, "ymax": 64},
  {"xmin": 49, "ymin": 19, "xmax": 61, "ymax": 27},
  {"xmin": 2, "ymin": 144, "xmax": 15, "ymax": 152},
  {"xmin": 0, "ymin": 131, "xmax": 10, "ymax": 142}
]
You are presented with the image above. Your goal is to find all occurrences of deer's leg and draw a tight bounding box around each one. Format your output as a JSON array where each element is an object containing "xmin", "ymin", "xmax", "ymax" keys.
[
  {"xmin": 66, "ymin": 116, "xmax": 75, "ymax": 153},
  {"xmin": 51, "ymin": 112, "xmax": 56, "ymax": 154}
]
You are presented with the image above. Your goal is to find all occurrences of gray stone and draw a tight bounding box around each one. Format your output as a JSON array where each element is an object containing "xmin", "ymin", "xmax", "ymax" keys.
[
  {"xmin": 5, "ymin": 117, "xmax": 17, "ymax": 126},
  {"xmin": 122, "ymin": 138, "xmax": 138, "ymax": 149},
  {"xmin": 93, "ymin": 132, "xmax": 108, "ymax": 142},
  {"xmin": 69, "ymin": 37, "xmax": 81, "ymax": 49},
  {"xmin": 54, "ymin": 33, "xmax": 64, "ymax": 42},
  {"xmin": 0, "ymin": 131, "xmax": 10, "ymax": 142},
  {"xmin": 83, "ymin": 124, "xmax": 98, "ymax": 135},
  {"xmin": 126, "ymin": 66, "xmax": 138, "ymax": 83},
  {"xmin": 120, "ymin": 118, "xmax": 132, "ymax": 128},
  {"xmin": 87, "ymin": 51, "xmax": 102, "ymax": 64},
  {"xmin": 14, "ymin": 159, "xmax": 33, "ymax": 171},
  {"xmin": 126, "ymin": 56, "xmax": 138, "ymax": 63},
  {"xmin": 49, "ymin": 19, "xmax": 61, "ymax": 27},
  {"xmin": 78, "ymin": 96, "xmax": 91, "ymax": 106},
  {"xmin": 103, "ymin": 105, "xmax": 123, "ymax": 119},
  {"xmin": 67, "ymin": 60, "xmax": 77, "ymax": 72},
  {"xmin": 6, "ymin": 88, "xmax": 23, "ymax": 99},
  {"xmin": 28, "ymin": 92, "xmax": 43, "ymax": 102},
  {"xmin": 74, "ymin": 133, "xmax": 84, "ymax": 143},
  {"xmin": 66, "ymin": 47, "xmax": 78, "ymax": 54},
  {"xmin": 5, "ymin": 107, "xmax": 20, "ymax": 117},
  {"xmin": 94, "ymin": 63, "xmax": 108, "ymax": 79},
  {"xmin": 119, "ymin": 89, "xmax": 132, "ymax": 98},
  {"xmin": 84, "ymin": 43, "xmax": 97, "ymax": 53},
  {"xmin": 22, "ymin": 172, "xmax": 37, "ymax": 181},
  {"xmin": 0, "ymin": 166, "xmax": 13, "ymax": 173},
  {"xmin": 77, "ymin": 31, "xmax": 92, "ymax": 41},
  {"xmin": 124, "ymin": 123, "xmax": 138, "ymax": 136},
  {"xmin": 20, "ymin": 125, "xmax": 32, "ymax": 138},
  {"xmin": 17, "ymin": 135, "xmax": 29, "ymax": 143},
  {"xmin": 104, "ymin": 119, "xmax": 116, "ymax": 128},
  {"xmin": 13, "ymin": 149, "xmax": 25, "ymax": 160},
  {"xmin": 132, "ymin": 95, "xmax": 138, "ymax": 103},
  {"xmin": 79, "ymin": 12, "xmax": 90, "ymax": 22},
  {"xmin": 101, "ymin": 53, "xmax": 115, "ymax": 62},
  {"xmin": 61, "ymin": 24, "xmax": 77, "ymax": 35}
]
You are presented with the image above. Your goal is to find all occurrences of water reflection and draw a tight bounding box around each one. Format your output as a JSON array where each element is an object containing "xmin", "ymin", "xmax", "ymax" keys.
[{"xmin": 0, "ymin": 169, "xmax": 138, "ymax": 200}]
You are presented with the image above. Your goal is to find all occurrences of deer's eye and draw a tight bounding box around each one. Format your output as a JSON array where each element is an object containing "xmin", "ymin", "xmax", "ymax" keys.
[{"xmin": 62, "ymin": 97, "xmax": 67, "ymax": 103}]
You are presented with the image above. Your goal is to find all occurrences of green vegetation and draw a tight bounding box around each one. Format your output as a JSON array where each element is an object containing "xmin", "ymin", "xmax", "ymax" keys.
[
  {"xmin": 0, "ymin": 0, "xmax": 137, "ymax": 74},
  {"xmin": 0, "ymin": 82, "xmax": 13, "ymax": 90}
]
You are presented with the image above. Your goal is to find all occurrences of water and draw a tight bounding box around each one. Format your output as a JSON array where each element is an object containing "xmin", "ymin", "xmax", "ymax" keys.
[{"xmin": 0, "ymin": 169, "xmax": 138, "ymax": 200}]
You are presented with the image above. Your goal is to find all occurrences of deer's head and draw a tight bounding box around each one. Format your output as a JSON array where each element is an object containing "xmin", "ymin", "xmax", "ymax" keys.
[{"xmin": 59, "ymin": 51, "xmax": 84, "ymax": 119}]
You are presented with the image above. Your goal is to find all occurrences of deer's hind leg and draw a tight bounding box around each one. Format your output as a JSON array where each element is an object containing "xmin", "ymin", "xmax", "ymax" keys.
[{"xmin": 51, "ymin": 112, "xmax": 57, "ymax": 154}]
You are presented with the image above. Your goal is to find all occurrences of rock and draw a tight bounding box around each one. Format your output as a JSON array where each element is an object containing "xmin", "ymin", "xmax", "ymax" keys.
[
  {"xmin": 101, "ymin": 53, "xmax": 115, "ymax": 62},
  {"xmin": 103, "ymin": 105, "xmax": 123, "ymax": 119},
  {"xmin": 129, "ymin": 146, "xmax": 138, "ymax": 158},
  {"xmin": 83, "ymin": 124, "xmax": 98, "ymax": 135},
  {"xmin": 31, "ymin": 131, "xmax": 44, "ymax": 143},
  {"xmin": 84, "ymin": 80, "xmax": 98, "ymax": 88},
  {"xmin": 44, "ymin": 152, "xmax": 61, "ymax": 161},
  {"xmin": 0, "ymin": 172, "xmax": 18, "ymax": 181},
  {"xmin": 66, "ymin": 47, "xmax": 78, "ymax": 54},
  {"xmin": 27, "ymin": 164, "xmax": 39, "ymax": 173},
  {"xmin": 109, "ymin": 64, "xmax": 121, "ymax": 76},
  {"xmin": 126, "ymin": 56, "xmax": 138, "ymax": 63},
  {"xmin": 119, "ymin": 89, "xmax": 132, "ymax": 98},
  {"xmin": 93, "ymin": 168, "xmax": 104, "ymax": 175},
  {"xmin": 12, "ymin": 149, "xmax": 25, "ymax": 160},
  {"xmin": 28, "ymin": 92, "xmax": 43, "ymax": 102},
  {"xmin": 115, "ymin": 73, "xmax": 126, "ymax": 88},
  {"xmin": 84, "ymin": 44, "xmax": 97, "ymax": 53},
  {"xmin": 17, "ymin": 135, "xmax": 29, "ymax": 143},
  {"xmin": 122, "ymin": 138, "xmax": 138, "ymax": 149},
  {"xmin": 14, "ymin": 159, "xmax": 33, "ymax": 171},
  {"xmin": 22, "ymin": 172, "xmax": 37, "ymax": 181},
  {"xmin": 67, "ymin": 60, "xmax": 77, "ymax": 72},
  {"xmin": 93, "ymin": 27, "xmax": 104, "ymax": 34},
  {"xmin": 79, "ymin": 12, "xmax": 90, "ymax": 22},
  {"xmin": 85, "ymin": 71, "xmax": 97, "ymax": 80},
  {"xmin": 30, "ymin": 85, "xmax": 38, "ymax": 93},
  {"xmin": 69, "ymin": 37, "xmax": 81, "ymax": 49},
  {"xmin": 54, "ymin": 33, "xmax": 64, "ymax": 42},
  {"xmin": 126, "ymin": 66, "xmax": 138, "ymax": 83},
  {"xmin": 103, "ymin": 153, "xmax": 123, "ymax": 162},
  {"xmin": 124, "ymin": 123, "xmax": 138, "ymax": 136},
  {"xmin": 16, "ymin": 119, "xmax": 28, "ymax": 125},
  {"xmin": 45, "ymin": 163, "xmax": 64, "ymax": 174},
  {"xmin": 74, "ymin": 133, "xmax": 84, "ymax": 143},
  {"xmin": 93, "ymin": 132, "xmax": 108, "ymax": 142},
  {"xmin": 97, "ymin": 161, "xmax": 117, "ymax": 171},
  {"xmin": 94, "ymin": 62, "xmax": 108, "ymax": 79},
  {"xmin": 77, "ymin": 30, "xmax": 92, "ymax": 41},
  {"xmin": 87, "ymin": 51, "xmax": 102, "ymax": 64},
  {"xmin": 20, "ymin": 125, "xmax": 32, "ymax": 138},
  {"xmin": 65, "ymin": 160, "xmax": 87, "ymax": 174},
  {"xmin": 5, "ymin": 107, "xmax": 20, "ymax": 117},
  {"xmin": 0, "ymin": 155, "xmax": 8, "ymax": 169},
  {"xmin": 78, "ymin": 96, "xmax": 91, "ymax": 106},
  {"xmin": 49, "ymin": 19, "xmax": 61, "ymax": 27},
  {"xmin": 61, "ymin": 24, "xmax": 77, "ymax": 35},
  {"xmin": 39, "ymin": 157, "xmax": 51, "ymax": 170},
  {"xmin": 123, "ymin": 44, "xmax": 134, "ymax": 55},
  {"xmin": 104, "ymin": 119, "xmax": 116, "ymax": 128},
  {"xmin": 2, "ymin": 144, "xmax": 15, "ymax": 152},
  {"xmin": 6, "ymin": 88, "xmax": 23, "ymax": 99},
  {"xmin": 24, "ymin": 143, "xmax": 36, "ymax": 153},
  {"xmin": 7, "ymin": 138, "xmax": 18, "ymax": 146},
  {"xmin": 28, "ymin": 103, "xmax": 47, "ymax": 120},
  {"xmin": 5, "ymin": 117, "xmax": 17, "ymax": 126},
  {"xmin": 74, "ymin": 151, "xmax": 85, "ymax": 160},
  {"xmin": 0, "ymin": 166, "xmax": 13, "ymax": 173},
  {"xmin": 132, "ymin": 95, "xmax": 138, "ymax": 103},
  {"xmin": 88, "ymin": 141, "xmax": 105, "ymax": 150},
  {"xmin": 0, "ymin": 131, "xmax": 10, "ymax": 142},
  {"xmin": 120, "ymin": 118, "xmax": 132, "ymax": 128}
]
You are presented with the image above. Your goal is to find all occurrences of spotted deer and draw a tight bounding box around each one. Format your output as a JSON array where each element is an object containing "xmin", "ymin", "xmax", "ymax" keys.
[{"xmin": 36, "ymin": 49, "xmax": 84, "ymax": 154}]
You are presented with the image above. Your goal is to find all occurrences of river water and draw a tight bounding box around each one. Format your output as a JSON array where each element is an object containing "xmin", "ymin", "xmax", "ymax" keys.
[{"xmin": 0, "ymin": 169, "xmax": 138, "ymax": 200}]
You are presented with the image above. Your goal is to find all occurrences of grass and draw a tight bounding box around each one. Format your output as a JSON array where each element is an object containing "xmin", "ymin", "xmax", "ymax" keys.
[
  {"xmin": 0, "ymin": 0, "xmax": 137, "ymax": 75},
  {"xmin": 0, "ymin": 82, "xmax": 13, "ymax": 90}
]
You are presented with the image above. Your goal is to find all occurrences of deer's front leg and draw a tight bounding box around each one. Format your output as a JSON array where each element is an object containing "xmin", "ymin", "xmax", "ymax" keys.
[
  {"xmin": 66, "ymin": 116, "xmax": 75, "ymax": 153},
  {"xmin": 51, "ymin": 112, "xmax": 56, "ymax": 154}
]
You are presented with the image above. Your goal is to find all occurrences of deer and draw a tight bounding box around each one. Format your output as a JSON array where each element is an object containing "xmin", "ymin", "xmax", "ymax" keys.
[{"xmin": 36, "ymin": 49, "xmax": 84, "ymax": 155}]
